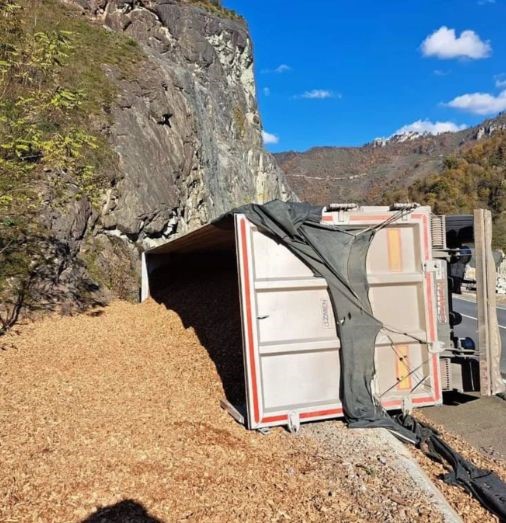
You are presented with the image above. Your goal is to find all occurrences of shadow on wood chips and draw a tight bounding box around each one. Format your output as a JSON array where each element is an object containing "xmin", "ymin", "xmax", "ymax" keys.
[
  {"xmin": 151, "ymin": 253, "xmax": 246, "ymax": 409},
  {"xmin": 82, "ymin": 499, "xmax": 163, "ymax": 522}
]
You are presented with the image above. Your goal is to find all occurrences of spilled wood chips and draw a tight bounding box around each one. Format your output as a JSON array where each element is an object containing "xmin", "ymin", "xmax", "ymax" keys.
[{"xmin": 0, "ymin": 298, "xmax": 503, "ymax": 521}]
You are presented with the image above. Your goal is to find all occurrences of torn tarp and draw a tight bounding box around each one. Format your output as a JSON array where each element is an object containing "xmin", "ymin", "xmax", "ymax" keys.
[{"xmin": 397, "ymin": 414, "xmax": 506, "ymax": 520}]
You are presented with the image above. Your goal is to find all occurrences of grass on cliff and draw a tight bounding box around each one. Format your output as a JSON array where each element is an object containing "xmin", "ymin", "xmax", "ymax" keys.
[
  {"xmin": 186, "ymin": 0, "xmax": 242, "ymax": 20},
  {"xmin": 0, "ymin": 0, "xmax": 143, "ymax": 333}
]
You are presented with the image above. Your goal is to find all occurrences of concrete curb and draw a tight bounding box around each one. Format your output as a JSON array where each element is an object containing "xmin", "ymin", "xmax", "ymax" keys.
[{"xmin": 377, "ymin": 429, "xmax": 462, "ymax": 523}]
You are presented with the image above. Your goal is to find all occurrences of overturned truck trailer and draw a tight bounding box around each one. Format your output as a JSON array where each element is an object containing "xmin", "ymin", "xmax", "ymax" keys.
[{"xmin": 141, "ymin": 202, "xmax": 459, "ymax": 431}]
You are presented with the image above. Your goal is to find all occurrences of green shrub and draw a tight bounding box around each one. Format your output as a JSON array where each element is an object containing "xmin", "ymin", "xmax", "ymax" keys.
[
  {"xmin": 186, "ymin": 0, "xmax": 242, "ymax": 20},
  {"xmin": 0, "ymin": 0, "xmax": 143, "ymax": 333}
]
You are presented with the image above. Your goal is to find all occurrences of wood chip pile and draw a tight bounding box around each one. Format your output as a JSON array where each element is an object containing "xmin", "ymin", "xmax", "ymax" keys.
[{"xmin": 0, "ymin": 270, "xmax": 502, "ymax": 521}]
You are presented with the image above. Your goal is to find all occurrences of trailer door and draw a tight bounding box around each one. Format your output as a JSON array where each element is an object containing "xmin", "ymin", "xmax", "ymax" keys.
[{"xmin": 235, "ymin": 208, "xmax": 441, "ymax": 430}]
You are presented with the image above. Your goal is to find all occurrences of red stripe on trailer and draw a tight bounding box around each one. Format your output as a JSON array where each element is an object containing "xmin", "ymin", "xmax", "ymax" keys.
[
  {"xmin": 413, "ymin": 213, "xmax": 430, "ymax": 262},
  {"xmin": 261, "ymin": 407, "xmax": 344, "ymax": 425},
  {"xmin": 426, "ymin": 273, "xmax": 436, "ymax": 342},
  {"xmin": 240, "ymin": 218, "xmax": 260, "ymax": 425},
  {"xmin": 300, "ymin": 407, "xmax": 343, "ymax": 419},
  {"xmin": 349, "ymin": 214, "xmax": 391, "ymax": 221},
  {"xmin": 382, "ymin": 400, "xmax": 402, "ymax": 408},
  {"xmin": 431, "ymin": 354, "xmax": 441, "ymax": 402},
  {"xmin": 414, "ymin": 212, "xmax": 440, "ymax": 399},
  {"xmin": 413, "ymin": 395, "xmax": 436, "ymax": 404},
  {"xmin": 261, "ymin": 397, "xmax": 442, "ymax": 425},
  {"xmin": 262, "ymin": 414, "xmax": 287, "ymax": 423},
  {"xmin": 383, "ymin": 396, "xmax": 438, "ymax": 408}
]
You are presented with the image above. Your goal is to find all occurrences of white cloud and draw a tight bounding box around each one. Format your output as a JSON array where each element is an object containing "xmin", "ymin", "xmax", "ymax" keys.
[
  {"xmin": 421, "ymin": 26, "xmax": 491, "ymax": 59},
  {"xmin": 394, "ymin": 120, "xmax": 467, "ymax": 136},
  {"xmin": 445, "ymin": 89, "xmax": 506, "ymax": 115},
  {"xmin": 263, "ymin": 87, "xmax": 271, "ymax": 96},
  {"xmin": 262, "ymin": 64, "xmax": 291, "ymax": 74},
  {"xmin": 495, "ymin": 74, "xmax": 506, "ymax": 88},
  {"xmin": 296, "ymin": 89, "xmax": 340, "ymax": 100},
  {"xmin": 274, "ymin": 64, "xmax": 291, "ymax": 73},
  {"xmin": 433, "ymin": 69, "xmax": 451, "ymax": 76},
  {"xmin": 262, "ymin": 130, "xmax": 279, "ymax": 145}
]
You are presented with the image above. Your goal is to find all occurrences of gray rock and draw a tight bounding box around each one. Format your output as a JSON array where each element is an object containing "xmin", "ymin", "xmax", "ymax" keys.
[{"xmin": 50, "ymin": 0, "xmax": 292, "ymax": 302}]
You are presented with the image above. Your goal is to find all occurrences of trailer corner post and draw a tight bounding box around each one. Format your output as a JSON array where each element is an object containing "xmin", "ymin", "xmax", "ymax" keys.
[
  {"xmin": 474, "ymin": 209, "xmax": 505, "ymax": 396},
  {"xmin": 141, "ymin": 252, "xmax": 150, "ymax": 302}
]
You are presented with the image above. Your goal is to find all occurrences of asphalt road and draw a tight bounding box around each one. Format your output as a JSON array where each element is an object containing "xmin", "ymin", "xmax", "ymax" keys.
[{"xmin": 452, "ymin": 295, "xmax": 506, "ymax": 376}]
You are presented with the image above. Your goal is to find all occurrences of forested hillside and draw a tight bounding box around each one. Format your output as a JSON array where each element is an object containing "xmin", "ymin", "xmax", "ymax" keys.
[
  {"xmin": 276, "ymin": 114, "xmax": 506, "ymax": 250},
  {"xmin": 378, "ymin": 132, "xmax": 506, "ymax": 249}
]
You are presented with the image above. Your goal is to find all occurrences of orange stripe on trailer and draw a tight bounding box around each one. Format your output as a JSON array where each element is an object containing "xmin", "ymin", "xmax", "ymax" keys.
[
  {"xmin": 395, "ymin": 344, "xmax": 412, "ymax": 391},
  {"xmin": 387, "ymin": 228, "xmax": 403, "ymax": 272}
]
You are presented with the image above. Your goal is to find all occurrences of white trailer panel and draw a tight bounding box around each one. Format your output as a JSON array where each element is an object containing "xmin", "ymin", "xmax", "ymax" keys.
[{"xmin": 235, "ymin": 207, "xmax": 441, "ymax": 429}]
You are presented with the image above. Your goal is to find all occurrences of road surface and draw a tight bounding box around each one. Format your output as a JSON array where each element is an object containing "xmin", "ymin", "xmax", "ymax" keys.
[{"xmin": 452, "ymin": 295, "xmax": 506, "ymax": 377}]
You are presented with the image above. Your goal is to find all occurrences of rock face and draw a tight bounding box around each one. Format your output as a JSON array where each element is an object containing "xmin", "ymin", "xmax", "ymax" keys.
[
  {"xmin": 85, "ymin": 0, "xmax": 289, "ymax": 243},
  {"xmin": 56, "ymin": 0, "xmax": 290, "ymax": 301}
]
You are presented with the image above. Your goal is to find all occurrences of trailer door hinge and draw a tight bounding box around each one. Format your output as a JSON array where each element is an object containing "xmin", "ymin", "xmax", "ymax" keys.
[
  {"xmin": 429, "ymin": 340, "xmax": 446, "ymax": 354},
  {"xmin": 401, "ymin": 397, "xmax": 413, "ymax": 415}
]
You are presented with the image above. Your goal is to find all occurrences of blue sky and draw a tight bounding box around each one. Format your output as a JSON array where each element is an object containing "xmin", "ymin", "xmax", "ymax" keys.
[{"xmin": 223, "ymin": 0, "xmax": 506, "ymax": 152}]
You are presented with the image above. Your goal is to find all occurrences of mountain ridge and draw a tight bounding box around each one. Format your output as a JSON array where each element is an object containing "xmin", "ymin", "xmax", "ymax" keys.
[{"xmin": 275, "ymin": 112, "xmax": 506, "ymax": 206}]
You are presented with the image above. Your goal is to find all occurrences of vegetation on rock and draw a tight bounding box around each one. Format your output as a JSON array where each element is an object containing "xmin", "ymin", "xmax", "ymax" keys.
[
  {"xmin": 187, "ymin": 0, "xmax": 242, "ymax": 20},
  {"xmin": 0, "ymin": 0, "xmax": 142, "ymax": 333}
]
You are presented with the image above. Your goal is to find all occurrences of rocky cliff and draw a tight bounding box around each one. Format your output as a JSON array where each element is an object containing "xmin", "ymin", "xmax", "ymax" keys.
[
  {"xmin": 72, "ymin": 0, "xmax": 289, "ymax": 245},
  {"xmin": 43, "ymin": 2, "xmax": 291, "ymax": 306},
  {"xmin": 0, "ymin": 0, "xmax": 290, "ymax": 326}
]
